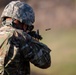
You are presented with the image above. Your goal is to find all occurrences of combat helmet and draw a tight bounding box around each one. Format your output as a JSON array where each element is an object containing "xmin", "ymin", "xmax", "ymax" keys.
[{"xmin": 1, "ymin": 1, "xmax": 35, "ymax": 26}]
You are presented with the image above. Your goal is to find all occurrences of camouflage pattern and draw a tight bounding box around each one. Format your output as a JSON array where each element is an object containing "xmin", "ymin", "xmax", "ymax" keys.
[
  {"xmin": 1, "ymin": 1, "xmax": 35, "ymax": 26},
  {"xmin": 0, "ymin": 1, "xmax": 51, "ymax": 75},
  {"xmin": 0, "ymin": 25, "xmax": 51, "ymax": 75},
  {"xmin": 0, "ymin": 26, "xmax": 15, "ymax": 75},
  {"xmin": 0, "ymin": 25, "xmax": 31, "ymax": 75}
]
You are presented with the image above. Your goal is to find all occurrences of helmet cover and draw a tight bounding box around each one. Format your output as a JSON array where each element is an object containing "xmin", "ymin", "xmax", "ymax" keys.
[{"xmin": 1, "ymin": 1, "xmax": 35, "ymax": 26}]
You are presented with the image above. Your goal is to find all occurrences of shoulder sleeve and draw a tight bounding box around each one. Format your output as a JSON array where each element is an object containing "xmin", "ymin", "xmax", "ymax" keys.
[
  {"xmin": 21, "ymin": 38, "xmax": 51, "ymax": 69},
  {"xmin": 11, "ymin": 30, "xmax": 51, "ymax": 69}
]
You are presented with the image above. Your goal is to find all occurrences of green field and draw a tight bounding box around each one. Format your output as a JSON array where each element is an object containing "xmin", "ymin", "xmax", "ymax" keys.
[{"xmin": 30, "ymin": 28, "xmax": 76, "ymax": 75}]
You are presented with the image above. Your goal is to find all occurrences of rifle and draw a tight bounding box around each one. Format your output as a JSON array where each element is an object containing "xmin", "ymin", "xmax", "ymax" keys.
[
  {"xmin": 27, "ymin": 25, "xmax": 51, "ymax": 40},
  {"xmin": 27, "ymin": 25, "xmax": 43, "ymax": 40}
]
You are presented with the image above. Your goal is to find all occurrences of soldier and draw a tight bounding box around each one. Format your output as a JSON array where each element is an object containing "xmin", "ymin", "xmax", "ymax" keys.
[{"xmin": 0, "ymin": 1, "xmax": 51, "ymax": 75}]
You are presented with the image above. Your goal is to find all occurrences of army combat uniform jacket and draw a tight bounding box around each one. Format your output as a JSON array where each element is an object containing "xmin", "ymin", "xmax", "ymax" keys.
[{"xmin": 0, "ymin": 25, "xmax": 51, "ymax": 75}]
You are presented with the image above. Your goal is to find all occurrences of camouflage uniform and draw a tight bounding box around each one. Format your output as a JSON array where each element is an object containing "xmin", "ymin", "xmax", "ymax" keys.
[{"xmin": 0, "ymin": 1, "xmax": 51, "ymax": 75}]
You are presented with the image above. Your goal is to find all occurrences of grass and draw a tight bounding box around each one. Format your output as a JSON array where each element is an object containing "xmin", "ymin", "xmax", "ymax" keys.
[{"xmin": 30, "ymin": 28, "xmax": 76, "ymax": 75}]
